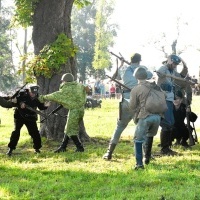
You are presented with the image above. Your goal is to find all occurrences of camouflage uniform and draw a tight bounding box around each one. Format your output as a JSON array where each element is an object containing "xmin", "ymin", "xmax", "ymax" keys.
[{"xmin": 39, "ymin": 81, "xmax": 86, "ymax": 137}]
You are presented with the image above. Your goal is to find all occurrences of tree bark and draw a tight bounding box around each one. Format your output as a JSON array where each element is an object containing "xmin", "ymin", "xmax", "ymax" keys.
[{"xmin": 32, "ymin": 0, "xmax": 89, "ymax": 140}]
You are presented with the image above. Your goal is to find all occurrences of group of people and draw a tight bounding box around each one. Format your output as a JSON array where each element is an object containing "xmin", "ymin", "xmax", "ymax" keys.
[
  {"xmin": 0, "ymin": 52, "xmax": 197, "ymax": 171},
  {"xmin": 102, "ymin": 53, "xmax": 196, "ymax": 170},
  {"xmin": 0, "ymin": 73, "xmax": 86, "ymax": 156}
]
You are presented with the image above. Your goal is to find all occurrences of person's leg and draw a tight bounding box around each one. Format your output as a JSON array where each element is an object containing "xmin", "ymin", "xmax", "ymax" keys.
[
  {"xmin": 144, "ymin": 115, "xmax": 161, "ymax": 164},
  {"xmin": 160, "ymin": 101, "xmax": 177, "ymax": 155},
  {"xmin": 67, "ymin": 109, "xmax": 85, "ymax": 152},
  {"xmin": 54, "ymin": 135, "xmax": 70, "ymax": 153},
  {"xmin": 26, "ymin": 120, "xmax": 42, "ymax": 153},
  {"xmin": 103, "ymin": 100, "xmax": 133, "ymax": 160},
  {"xmin": 133, "ymin": 118, "xmax": 148, "ymax": 169},
  {"xmin": 7, "ymin": 118, "xmax": 23, "ymax": 156}
]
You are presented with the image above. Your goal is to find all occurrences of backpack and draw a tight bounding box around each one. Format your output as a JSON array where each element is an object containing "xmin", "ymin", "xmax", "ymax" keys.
[{"xmin": 144, "ymin": 82, "xmax": 167, "ymax": 114}]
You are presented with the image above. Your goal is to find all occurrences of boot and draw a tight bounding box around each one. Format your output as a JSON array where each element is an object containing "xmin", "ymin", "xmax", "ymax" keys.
[
  {"xmin": 34, "ymin": 149, "xmax": 41, "ymax": 154},
  {"xmin": 134, "ymin": 141, "xmax": 144, "ymax": 170},
  {"xmin": 160, "ymin": 131, "xmax": 178, "ymax": 156},
  {"xmin": 102, "ymin": 143, "xmax": 116, "ymax": 160},
  {"xmin": 70, "ymin": 135, "xmax": 84, "ymax": 152},
  {"xmin": 54, "ymin": 135, "xmax": 69, "ymax": 153},
  {"xmin": 6, "ymin": 148, "xmax": 14, "ymax": 156},
  {"xmin": 144, "ymin": 137, "xmax": 154, "ymax": 165},
  {"xmin": 173, "ymin": 138, "xmax": 181, "ymax": 146}
]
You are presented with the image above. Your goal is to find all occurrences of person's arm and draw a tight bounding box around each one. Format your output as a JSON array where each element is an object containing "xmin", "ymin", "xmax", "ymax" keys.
[{"xmin": 129, "ymin": 88, "xmax": 138, "ymax": 110}]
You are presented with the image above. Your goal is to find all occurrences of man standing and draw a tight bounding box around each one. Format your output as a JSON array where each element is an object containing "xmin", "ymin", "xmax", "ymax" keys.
[
  {"xmin": 156, "ymin": 54, "xmax": 188, "ymax": 155},
  {"xmin": 6, "ymin": 85, "xmax": 49, "ymax": 156},
  {"xmin": 102, "ymin": 53, "xmax": 153, "ymax": 160},
  {"xmin": 38, "ymin": 73, "xmax": 86, "ymax": 153},
  {"xmin": 129, "ymin": 67, "xmax": 162, "ymax": 169}
]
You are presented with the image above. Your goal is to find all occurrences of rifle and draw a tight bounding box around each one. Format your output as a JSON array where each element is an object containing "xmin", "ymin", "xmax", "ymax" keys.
[
  {"xmin": 186, "ymin": 104, "xmax": 198, "ymax": 146},
  {"xmin": 155, "ymin": 71, "xmax": 195, "ymax": 86},
  {"xmin": 192, "ymin": 121, "xmax": 198, "ymax": 144},
  {"xmin": 25, "ymin": 105, "xmax": 48, "ymax": 120},
  {"xmin": 109, "ymin": 52, "xmax": 131, "ymax": 65},
  {"xmin": 11, "ymin": 83, "xmax": 28, "ymax": 99},
  {"xmin": 106, "ymin": 75, "xmax": 131, "ymax": 91},
  {"xmin": 40, "ymin": 105, "xmax": 63, "ymax": 123}
]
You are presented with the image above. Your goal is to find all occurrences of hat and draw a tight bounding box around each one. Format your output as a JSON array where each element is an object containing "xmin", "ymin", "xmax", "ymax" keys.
[
  {"xmin": 134, "ymin": 67, "xmax": 147, "ymax": 80},
  {"xmin": 131, "ymin": 53, "xmax": 141, "ymax": 63},
  {"xmin": 29, "ymin": 85, "xmax": 39, "ymax": 94},
  {"xmin": 61, "ymin": 73, "xmax": 74, "ymax": 82},
  {"xmin": 170, "ymin": 55, "xmax": 181, "ymax": 65},
  {"xmin": 189, "ymin": 112, "xmax": 198, "ymax": 122},
  {"xmin": 175, "ymin": 90, "xmax": 183, "ymax": 99}
]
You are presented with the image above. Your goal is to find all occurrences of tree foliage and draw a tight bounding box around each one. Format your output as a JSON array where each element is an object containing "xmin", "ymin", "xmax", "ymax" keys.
[
  {"xmin": 0, "ymin": 1, "xmax": 18, "ymax": 92},
  {"xmin": 25, "ymin": 33, "xmax": 77, "ymax": 82},
  {"xmin": 71, "ymin": 0, "xmax": 96, "ymax": 81},
  {"xmin": 92, "ymin": 0, "xmax": 117, "ymax": 74}
]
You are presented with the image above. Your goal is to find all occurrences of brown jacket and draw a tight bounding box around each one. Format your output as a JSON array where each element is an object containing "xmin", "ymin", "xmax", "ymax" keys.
[{"xmin": 129, "ymin": 80, "xmax": 155, "ymax": 119}]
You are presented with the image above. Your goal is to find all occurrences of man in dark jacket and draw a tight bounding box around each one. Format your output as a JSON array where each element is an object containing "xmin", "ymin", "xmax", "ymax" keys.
[{"xmin": 6, "ymin": 85, "xmax": 49, "ymax": 156}]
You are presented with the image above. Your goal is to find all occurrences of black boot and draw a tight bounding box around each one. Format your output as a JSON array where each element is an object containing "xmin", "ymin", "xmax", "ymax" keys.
[
  {"xmin": 102, "ymin": 143, "xmax": 116, "ymax": 160},
  {"xmin": 6, "ymin": 148, "xmax": 14, "ymax": 156},
  {"xmin": 70, "ymin": 135, "xmax": 84, "ymax": 152},
  {"xmin": 54, "ymin": 135, "xmax": 69, "ymax": 153},
  {"xmin": 160, "ymin": 131, "xmax": 178, "ymax": 156},
  {"xmin": 144, "ymin": 137, "xmax": 154, "ymax": 165}
]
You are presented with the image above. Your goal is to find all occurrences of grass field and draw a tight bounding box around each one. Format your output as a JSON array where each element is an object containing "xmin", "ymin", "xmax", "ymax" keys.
[{"xmin": 0, "ymin": 96, "xmax": 200, "ymax": 200}]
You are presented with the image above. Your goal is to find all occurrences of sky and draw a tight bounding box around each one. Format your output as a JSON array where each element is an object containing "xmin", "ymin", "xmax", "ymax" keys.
[
  {"xmin": 109, "ymin": 0, "xmax": 200, "ymax": 77},
  {"xmin": 5, "ymin": 0, "xmax": 200, "ymax": 79}
]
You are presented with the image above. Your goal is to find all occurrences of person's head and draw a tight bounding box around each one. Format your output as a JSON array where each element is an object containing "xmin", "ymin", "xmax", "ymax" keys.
[
  {"xmin": 173, "ymin": 90, "xmax": 183, "ymax": 106},
  {"xmin": 134, "ymin": 67, "xmax": 147, "ymax": 81},
  {"xmin": 29, "ymin": 85, "xmax": 39, "ymax": 98},
  {"xmin": 131, "ymin": 53, "xmax": 141, "ymax": 64},
  {"xmin": 61, "ymin": 73, "xmax": 74, "ymax": 83},
  {"xmin": 167, "ymin": 54, "xmax": 181, "ymax": 70}
]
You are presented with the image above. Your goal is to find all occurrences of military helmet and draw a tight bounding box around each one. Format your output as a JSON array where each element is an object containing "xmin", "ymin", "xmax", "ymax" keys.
[
  {"xmin": 134, "ymin": 67, "xmax": 147, "ymax": 80},
  {"xmin": 61, "ymin": 73, "xmax": 74, "ymax": 82}
]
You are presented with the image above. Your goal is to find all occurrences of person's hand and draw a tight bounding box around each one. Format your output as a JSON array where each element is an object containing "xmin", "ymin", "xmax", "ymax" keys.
[
  {"xmin": 11, "ymin": 98, "xmax": 17, "ymax": 104},
  {"xmin": 119, "ymin": 58, "xmax": 124, "ymax": 67},
  {"xmin": 44, "ymin": 101, "xmax": 51, "ymax": 107},
  {"xmin": 20, "ymin": 102, "xmax": 26, "ymax": 109}
]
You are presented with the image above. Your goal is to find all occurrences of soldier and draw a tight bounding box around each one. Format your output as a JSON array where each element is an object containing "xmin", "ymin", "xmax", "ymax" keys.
[
  {"xmin": 156, "ymin": 54, "xmax": 188, "ymax": 155},
  {"xmin": 129, "ymin": 67, "xmax": 162, "ymax": 169},
  {"xmin": 102, "ymin": 53, "xmax": 153, "ymax": 160},
  {"xmin": 6, "ymin": 85, "xmax": 49, "ymax": 156},
  {"xmin": 38, "ymin": 73, "xmax": 86, "ymax": 152}
]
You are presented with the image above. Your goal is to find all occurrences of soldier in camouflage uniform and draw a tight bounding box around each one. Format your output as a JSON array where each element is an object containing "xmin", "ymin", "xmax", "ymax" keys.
[{"xmin": 39, "ymin": 73, "xmax": 86, "ymax": 152}]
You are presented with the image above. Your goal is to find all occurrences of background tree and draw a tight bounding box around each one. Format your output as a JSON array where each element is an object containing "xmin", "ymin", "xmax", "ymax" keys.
[
  {"xmin": 72, "ymin": 0, "xmax": 117, "ymax": 82},
  {"xmin": 93, "ymin": 0, "xmax": 117, "ymax": 79},
  {"xmin": 14, "ymin": 0, "xmax": 91, "ymax": 140},
  {"xmin": 0, "ymin": 1, "xmax": 18, "ymax": 92},
  {"xmin": 146, "ymin": 16, "xmax": 189, "ymax": 59},
  {"xmin": 71, "ymin": 0, "xmax": 96, "ymax": 82}
]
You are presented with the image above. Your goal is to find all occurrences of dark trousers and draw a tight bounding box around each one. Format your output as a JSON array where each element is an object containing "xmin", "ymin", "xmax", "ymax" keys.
[{"xmin": 8, "ymin": 117, "xmax": 42, "ymax": 150}]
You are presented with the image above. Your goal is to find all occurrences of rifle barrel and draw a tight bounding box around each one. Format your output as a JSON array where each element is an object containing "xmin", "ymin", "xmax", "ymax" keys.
[
  {"xmin": 155, "ymin": 71, "xmax": 195, "ymax": 86},
  {"xmin": 109, "ymin": 52, "xmax": 130, "ymax": 65},
  {"xmin": 106, "ymin": 75, "xmax": 131, "ymax": 91}
]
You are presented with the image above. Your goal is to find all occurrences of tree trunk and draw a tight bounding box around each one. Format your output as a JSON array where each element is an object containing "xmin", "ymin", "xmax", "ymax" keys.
[{"xmin": 32, "ymin": 0, "xmax": 89, "ymax": 141}]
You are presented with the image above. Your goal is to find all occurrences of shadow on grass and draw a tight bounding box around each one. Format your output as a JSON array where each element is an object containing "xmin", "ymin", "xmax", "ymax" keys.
[{"xmin": 0, "ymin": 162, "xmax": 200, "ymax": 200}]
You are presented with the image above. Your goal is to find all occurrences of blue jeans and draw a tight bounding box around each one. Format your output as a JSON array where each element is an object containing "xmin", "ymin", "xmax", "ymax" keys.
[
  {"xmin": 110, "ymin": 99, "xmax": 134, "ymax": 144},
  {"xmin": 160, "ymin": 101, "xmax": 174, "ymax": 131},
  {"xmin": 134, "ymin": 114, "xmax": 161, "ymax": 143}
]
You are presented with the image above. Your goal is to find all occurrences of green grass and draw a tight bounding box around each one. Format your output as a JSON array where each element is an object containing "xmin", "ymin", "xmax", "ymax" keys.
[{"xmin": 0, "ymin": 96, "xmax": 200, "ymax": 200}]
